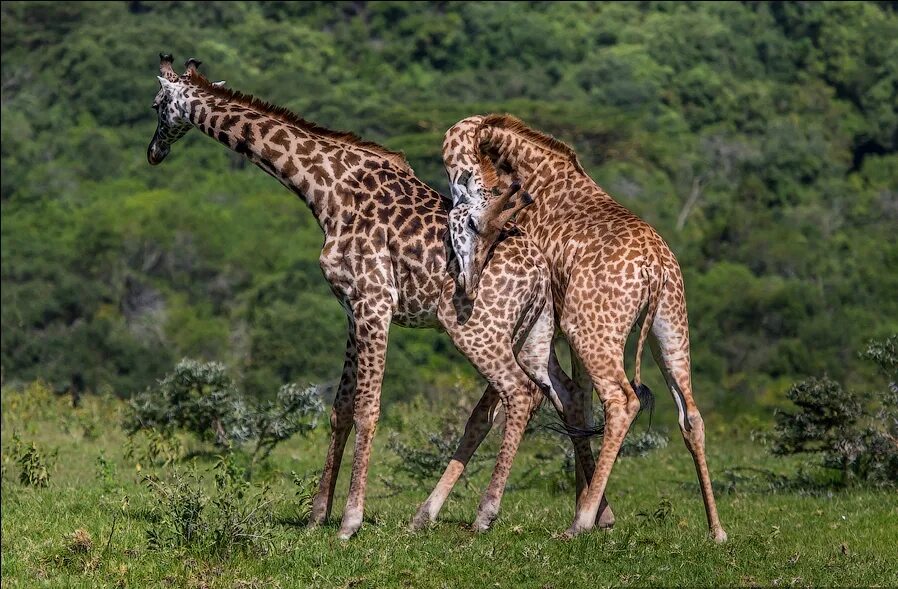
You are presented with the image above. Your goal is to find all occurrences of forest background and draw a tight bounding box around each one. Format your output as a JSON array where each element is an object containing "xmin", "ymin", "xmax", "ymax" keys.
[{"xmin": 3, "ymin": 1, "xmax": 896, "ymax": 415}]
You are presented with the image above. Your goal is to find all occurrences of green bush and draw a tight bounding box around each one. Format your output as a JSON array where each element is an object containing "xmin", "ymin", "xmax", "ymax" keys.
[
  {"xmin": 772, "ymin": 336, "xmax": 898, "ymax": 486},
  {"xmin": 124, "ymin": 359, "xmax": 323, "ymax": 466},
  {"xmin": 125, "ymin": 359, "xmax": 250, "ymax": 448}
]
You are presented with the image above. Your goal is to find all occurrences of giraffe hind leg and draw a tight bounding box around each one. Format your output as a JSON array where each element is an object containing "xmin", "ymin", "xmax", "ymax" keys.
[
  {"xmin": 649, "ymin": 291, "xmax": 727, "ymax": 543},
  {"xmin": 410, "ymin": 385, "xmax": 501, "ymax": 530}
]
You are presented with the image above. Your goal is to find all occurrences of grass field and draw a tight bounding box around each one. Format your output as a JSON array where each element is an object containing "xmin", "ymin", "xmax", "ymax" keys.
[{"xmin": 2, "ymin": 385, "xmax": 896, "ymax": 588}]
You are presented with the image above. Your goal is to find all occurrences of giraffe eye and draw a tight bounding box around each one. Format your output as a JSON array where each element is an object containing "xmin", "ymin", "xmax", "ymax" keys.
[{"xmin": 467, "ymin": 217, "xmax": 479, "ymax": 235}]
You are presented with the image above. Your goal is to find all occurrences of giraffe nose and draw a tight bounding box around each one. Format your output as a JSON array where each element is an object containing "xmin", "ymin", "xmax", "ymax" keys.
[{"xmin": 147, "ymin": 142, "xmax": 170, "ymax": 165}]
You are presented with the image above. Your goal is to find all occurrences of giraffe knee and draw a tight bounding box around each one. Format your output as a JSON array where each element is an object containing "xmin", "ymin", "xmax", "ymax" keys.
[
  {"xmin": 353, "ymin": 409, "xmax": 379, "ymax": 436},
  {"xmin": 684, "ymin": 411, "xmax": 705, "ymax": 445},
  {"xmin": 330, "ymin": 406, "xmax": 352, "ymax": 432}
]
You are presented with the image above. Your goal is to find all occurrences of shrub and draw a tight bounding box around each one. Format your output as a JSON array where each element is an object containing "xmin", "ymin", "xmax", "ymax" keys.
[
  {"xmin": 283, "ymin": 472, "xmax": 319, "ymax": 525},
  {"xmin": 124, "ymin": 359, "xmax": 323, "ymax": 469},
  {"xmin": 247, "ymin": 383, "xmax": 324, "ymax": 466},
  {"xmin": 125, "ymin": 359, "xmax": 251, "ymax": 448},
  {"xmin": 125, "ymin": 428, "xmax": 185, "ymax": 468},
  {"xmin": 143, "ymin": 469, "xmax": 206, "ymax": 551},
  {"xmin": 621, "ymin": 430, "xmax": 670, "ymax": 457},
  {"xmin": 772, "ymin": 336, "xmax": 898, "ymax": 486},
  {"xmin": 382, "ymin": 427, "xmax": 489, "ymax": 493}
]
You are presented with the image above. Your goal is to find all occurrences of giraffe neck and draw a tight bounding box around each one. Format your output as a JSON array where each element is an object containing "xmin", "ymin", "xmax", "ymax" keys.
[
  {"xmin": 485, "ymin": 127, "xmax": 577, "ymax": 185},
  {"xmin": 183, "ymin": 87, "xmax": 402, "ymax": 232}
]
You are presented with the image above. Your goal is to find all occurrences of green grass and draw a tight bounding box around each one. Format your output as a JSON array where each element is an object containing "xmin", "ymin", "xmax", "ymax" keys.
[{"xmin": 2, "ymin": 385, "xmax": 896, "ymax": 588}]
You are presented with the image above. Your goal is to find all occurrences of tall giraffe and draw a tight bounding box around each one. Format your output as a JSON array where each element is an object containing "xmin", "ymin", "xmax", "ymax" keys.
[
  {"xmin": 441, "ymin": 114, "xmax": 728, "ymax": 542},
  {"xmin": 147, "ymin": 55, "xmax": 584, "ymax": 538}
]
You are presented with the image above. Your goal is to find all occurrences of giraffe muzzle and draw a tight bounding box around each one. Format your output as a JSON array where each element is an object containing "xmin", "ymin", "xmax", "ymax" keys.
[
  {"xmin": 147, "ymin": 140, "xmax": 170, "ymax": 166},
  {"xmin": 459, "ymin": 263, "xmax": 480, "ymax": 299}
]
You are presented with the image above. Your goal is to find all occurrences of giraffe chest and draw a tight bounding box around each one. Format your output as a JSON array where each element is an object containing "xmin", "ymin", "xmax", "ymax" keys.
[{"xmin": 317, "ymin": 222, "xmax": 446, "ymax": 329}]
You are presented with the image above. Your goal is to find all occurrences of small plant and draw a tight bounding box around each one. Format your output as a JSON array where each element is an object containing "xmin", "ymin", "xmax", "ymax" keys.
[
  {"xmin": 207, "ymin": 454, "xmax": 275, "ymax": 557},
  {"xmin": 142, "ymin": 456, "xmax": 276, "ymax": 558},
  {"xmin": 283, "ymin": 472, "xmax": 319, "ymax": 525},
  {"xmin": 95, "ymin": 451, "xmax": 118, "ymax": 491},
  {"xmin": 143, "ymin": 469, "xmax": 206, "ymax": 551},
  {"xmin": 10, "ymin": 433, "xmax": 56, "ymax": 487},
  {"xmin": 637, "ymin": 497, "xmax": 673, "ymax": 526},
  {"xmin": 772, "ymin": 336, "xmax": 898, "ymax": 486},
  {"xmin": 125, "ymin": 428, "xmax": 185, "ymax": 468}
]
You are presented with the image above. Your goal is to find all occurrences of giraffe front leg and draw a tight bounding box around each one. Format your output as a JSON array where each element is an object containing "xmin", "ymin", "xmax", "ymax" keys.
[
  {"xmin": 337, "ymin": 299, "xmax": 391, "ymax": 541},
  {"xmin": 472, "ymin": 385, "xmax": 537, "ymax": 531},
  {"xmin": 309, "ymin": 332, "xmax": 358, "ymax": 527},
  {"xmin": 411, "ymin": 385, "xmax": 501, "ymax": 531}
]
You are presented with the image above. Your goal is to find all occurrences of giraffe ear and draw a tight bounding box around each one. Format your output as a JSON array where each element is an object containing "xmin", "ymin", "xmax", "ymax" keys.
[
  {"xmin": 157, "ymin": 76, "xmax": 176, "ymax": 94},
  {"xmin": 490, "ymin": 190, "xmax": 534, "ymax": 230},
  {"xmin": 211, "ymin": 80, "xmax": 227, "ymax": 88}
]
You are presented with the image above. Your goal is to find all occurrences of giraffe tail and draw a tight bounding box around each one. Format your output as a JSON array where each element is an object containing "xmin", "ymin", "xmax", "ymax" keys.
[{"xmin": 630, "ymin": 266, "xmax": 668, "ymax": 426}]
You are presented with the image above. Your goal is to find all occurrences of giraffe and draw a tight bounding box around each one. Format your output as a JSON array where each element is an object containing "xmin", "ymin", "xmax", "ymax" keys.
[
  {"xmin": 146, "ymin": 55, "xmax": 587, "ymax": 539},
  {"xmin": 412, "ymin": 123, "xmax": 621, "ymax": 531},
  {"xmin": 440, "ymin": 114, "xmax": 728, "ymax": 543}
]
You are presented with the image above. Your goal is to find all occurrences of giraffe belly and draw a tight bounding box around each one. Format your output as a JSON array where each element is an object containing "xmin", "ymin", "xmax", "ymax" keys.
[{"xmin": 391, "ymin": 276, "xmax": 442, "ymax": 328}]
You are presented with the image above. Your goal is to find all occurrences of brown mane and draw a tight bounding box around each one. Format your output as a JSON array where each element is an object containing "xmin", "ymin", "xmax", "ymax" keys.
[
  {"xmin": 477, "ymin": 114, "xmax": 585, "ymax": 174},
  {"xmin": 477, "ymin": 150, "xmax": 500, "ymax": 190},
  {"xmin": 185, "ymin": 72, "xmax": 411, "ymax": 173}
]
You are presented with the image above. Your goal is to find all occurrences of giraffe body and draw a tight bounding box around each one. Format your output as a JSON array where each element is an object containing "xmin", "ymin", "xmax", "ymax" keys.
[
  {"xmin": 442, "ymin": 114, "xmax": 727, "ymax": 542},
  {"xmin": 147, "ymin": 56, "xmax": 587, "ymax": 538}
]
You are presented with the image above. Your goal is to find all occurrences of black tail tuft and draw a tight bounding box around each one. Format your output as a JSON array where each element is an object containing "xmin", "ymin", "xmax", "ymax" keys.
[
  {"xmin": 631, "ymin": 380, "xmax": 655, "ymax": 430},
  {"xmin": 539, "ymin": 382, "xmax": 655, "ymax": 439},
  {"xmin": 540, "ymin": 419, "xmax": 604, "ymax": 439}
]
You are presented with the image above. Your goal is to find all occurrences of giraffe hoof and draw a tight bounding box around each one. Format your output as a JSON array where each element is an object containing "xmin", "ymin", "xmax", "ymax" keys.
[
  {"xmin": 597, "ymin": 510, "xmax": 616, "ymax": 530},
  {"xmin": 471, "ymin": 513, "xmax": 497, "ymax": 533},
  {"xmin": 337, "ymin": 513, "xmax": 363, "ymax": 540},
  {"xmin": 337, "ymin": 526, "xmax": 359, "ymax": 541},
  {"xmin": 307, "ymin": 509, "xmax": 327, "ymax": 528},
  {"xmin": 561, "ymin": 522, "xmax": 590, "ymax": 539},
  {"xmin": 559, "ymin": 528, "xmax": 578, "ymax": 540},
  {"xmin": 409, "ymin": 507, "xmax": 433, "ymax": 532},
  {"xmin": 710, "ymin": 527, "xmax": 728, "ymax": 544}
]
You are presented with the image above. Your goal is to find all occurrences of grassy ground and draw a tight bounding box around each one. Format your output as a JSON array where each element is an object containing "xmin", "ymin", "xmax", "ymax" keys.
[{"xmin": 2, "ymin": 384, "xmax": 896, "ymax": 588}]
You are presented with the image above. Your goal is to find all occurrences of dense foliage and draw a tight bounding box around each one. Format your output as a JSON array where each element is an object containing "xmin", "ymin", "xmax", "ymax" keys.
[{"xmin": 2, "ymin": 2, "xmax": 896, "ymax": 412}]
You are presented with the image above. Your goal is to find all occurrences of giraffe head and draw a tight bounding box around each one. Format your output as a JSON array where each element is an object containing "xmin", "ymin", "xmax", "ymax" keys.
[
  {"xmin": 448, "ymin": 181, "xmax": 534, "ymax": 298},
  {"xmin": 147, "ymin": 54, "xmax": 224, "ymax": 165}
]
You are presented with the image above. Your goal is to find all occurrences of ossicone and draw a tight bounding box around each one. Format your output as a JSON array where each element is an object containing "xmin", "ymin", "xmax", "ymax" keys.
[
  {"xmin": 159, "ymin": 52, "xmax": 178, "ymax": 80},
  {"xmin": 184, "ymin": 58, "xmax": 202, "ymax": 75}
]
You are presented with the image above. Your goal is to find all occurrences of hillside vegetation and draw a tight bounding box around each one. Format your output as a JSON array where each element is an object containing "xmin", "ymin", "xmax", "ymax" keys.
[{"xmin": 2, "ymin": 2, "xmax": 897, "ymax": 409}]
